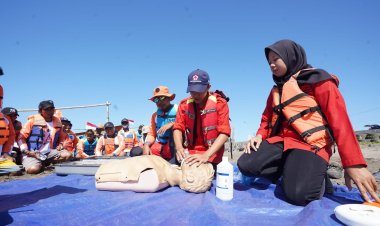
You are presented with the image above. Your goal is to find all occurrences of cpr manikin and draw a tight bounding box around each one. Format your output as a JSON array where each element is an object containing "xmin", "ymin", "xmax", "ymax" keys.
[{"xmin": 95, "ymin": 155, "xmax": 214, "ymax": 193}]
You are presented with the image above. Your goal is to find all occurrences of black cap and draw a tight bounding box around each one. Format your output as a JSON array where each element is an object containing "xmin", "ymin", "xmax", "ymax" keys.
[
  {"xmin": 121, "ymin": 118, "xmax": 129, "ymax": 124},
  {"xmin": 60, "ymin": 117, "xmax": 70, "ymax": 122},
  {"xmin": 38, "ymin": 100, "xmax": 55, "ymax": 110},
  {"xmin": 0, "ymin": 67, "xmax": 3, "ymax": 76},
  {"xmin": 104, "ymin": 122, "xmax": 114, "ymax": 128},
  {"xmin": 1, "ymin": 107, "xmax": 19, "ymax": 116}
]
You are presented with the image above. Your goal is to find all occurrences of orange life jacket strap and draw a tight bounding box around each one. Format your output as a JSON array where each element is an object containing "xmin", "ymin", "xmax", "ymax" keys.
[
  {"xmin": 287, "ymin": 106, "xmax": 321, "ymax": 125},
  {"xmin": 273, "ymin": 93, "xmax": 308, "ymax": 112},
  {"xmin": 300, "ymin": 125, "xmax": 327, "ymax": 138}
]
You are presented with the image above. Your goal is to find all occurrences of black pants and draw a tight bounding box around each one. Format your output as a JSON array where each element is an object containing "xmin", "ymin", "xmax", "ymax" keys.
[{"xmin": 237, "ymin": 141, "xmax": 328, "ymax": 206}]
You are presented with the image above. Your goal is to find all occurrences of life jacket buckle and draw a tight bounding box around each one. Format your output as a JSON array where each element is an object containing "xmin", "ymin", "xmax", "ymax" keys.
[{"xmin": 311, "ymin": 145, "xmax": 321, "ymax": 154}]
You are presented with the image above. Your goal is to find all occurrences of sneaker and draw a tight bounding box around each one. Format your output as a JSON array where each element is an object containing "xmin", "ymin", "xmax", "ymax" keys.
[{"xmin": 327, "ymin": 161, "xmax": 343, "ymax": 179}]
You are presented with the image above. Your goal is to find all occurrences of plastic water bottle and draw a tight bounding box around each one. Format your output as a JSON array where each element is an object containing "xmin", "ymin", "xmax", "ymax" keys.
[{"xmin": 216, "ymin": 156, "xmax": 234, "ymax": 201}]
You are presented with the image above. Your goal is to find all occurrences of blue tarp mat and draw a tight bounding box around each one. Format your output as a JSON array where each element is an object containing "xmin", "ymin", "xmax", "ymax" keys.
[{"xmin": 0, "ymin": 166, "xmax": 364, "ymax": 226}]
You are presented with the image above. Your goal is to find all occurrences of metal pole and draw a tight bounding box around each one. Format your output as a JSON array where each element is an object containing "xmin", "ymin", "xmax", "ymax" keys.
[
  {"xmin": 106, "ymin": 101, "xmax": 111, "ymax": 122},
  {"xmin": 18, "ymin": 102, "xmax": 111, "ymax": 112}
]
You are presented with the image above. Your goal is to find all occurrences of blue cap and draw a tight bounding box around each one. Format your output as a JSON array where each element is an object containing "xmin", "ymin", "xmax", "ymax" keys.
[{"xmin": 186, "ymin": 69, "xmax": 210, "ymax": 93}]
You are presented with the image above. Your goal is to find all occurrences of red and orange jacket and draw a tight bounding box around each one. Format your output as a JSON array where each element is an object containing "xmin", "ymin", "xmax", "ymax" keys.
[
  {"xmin": 257, "ymin": 79, "xmax": 366, "ymax": 168},
  {"xmin": 174, "ymin": 92, "xmax": 231, "ymax": 164}
]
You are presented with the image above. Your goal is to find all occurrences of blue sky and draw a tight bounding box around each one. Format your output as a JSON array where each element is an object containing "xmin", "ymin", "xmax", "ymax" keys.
[{"xmin": 1, "ymin": 0, "xmax": 379, "ymax": 141}]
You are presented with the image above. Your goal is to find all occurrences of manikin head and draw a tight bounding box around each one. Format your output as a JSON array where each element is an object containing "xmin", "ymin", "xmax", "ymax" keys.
[{"xmin": 179, "ymin": 161, "xmax": 214, "ymax": 193}]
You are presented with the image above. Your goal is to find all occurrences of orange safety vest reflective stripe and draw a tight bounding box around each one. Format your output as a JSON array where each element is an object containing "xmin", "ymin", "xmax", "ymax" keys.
[
  {"xmin": 119, "ymin": 130, "xmax": 136, "ymax": 150},
  {"xmin": 270, "ymin": 69, "xmax": 334, "ymax": 150},
  {"xmin": 0, "ymin": 113, "xmax": 10, "ymax": 145}
]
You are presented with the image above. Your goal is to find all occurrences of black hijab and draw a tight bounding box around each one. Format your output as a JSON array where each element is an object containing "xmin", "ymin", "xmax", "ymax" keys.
[{"xmin": 265, "ymin": 39, "xmax": 335, "ymax": 87}]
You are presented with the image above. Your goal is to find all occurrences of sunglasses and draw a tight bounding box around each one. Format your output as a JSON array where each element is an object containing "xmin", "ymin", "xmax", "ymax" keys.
[{"xmin": 153, "ymin": 96, "xmax": 167, "ymax": 103}]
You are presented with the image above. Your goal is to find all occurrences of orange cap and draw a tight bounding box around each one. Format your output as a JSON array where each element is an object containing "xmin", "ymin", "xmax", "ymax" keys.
[{"xmin": 149, "ymin": 86, "xmax": 175, "ymax": 101}]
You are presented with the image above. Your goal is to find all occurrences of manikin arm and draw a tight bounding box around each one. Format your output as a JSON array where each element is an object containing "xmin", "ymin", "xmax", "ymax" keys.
[{"xmin": 96, "ymin": 169, "xmax": 169, "ymax": 192}]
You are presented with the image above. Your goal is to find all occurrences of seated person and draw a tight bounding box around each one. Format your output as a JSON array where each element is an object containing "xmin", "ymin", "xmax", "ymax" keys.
[
  {"xmin": 18, "ymin": 100, "xmax": 72, "ymax": 174},
  {"xmin": 118, "ymin": 118, "xmax": 143, "ymax": 157},
  {"xmin": 95, "ymin": 155, "xmax": 214, "ymax": 193},
  {"xmin": 1, "ymin": 107, "xmax": 23, "ymax": 164},
  {"xmin": 61, "ymin": 117, "xmax": 79, "ymax": 158},
  {"xmin": 143, "ymin": 86, "xmax": 177, "ymax": 163},
  {"xmin": 138, "ymin": 125, "xmax": 150, "ymax": 148},
  {"xmin": 76, "ymin": 129, "xmax": 98, "ymax": 159},
  {"xmin": 95, "ymin": 122, "xmax": 125, "ymax": 157},
  {"xmin": 0, "ymin": 86, "xmax": 17, "ymax": 169}
]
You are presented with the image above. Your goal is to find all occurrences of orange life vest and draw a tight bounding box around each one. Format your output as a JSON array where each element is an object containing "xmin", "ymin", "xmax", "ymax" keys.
[
  {"xmin": 184, "ymin": 93, "xmax": 223, "ymax": 163},
  {"xmin": 102, "ymin": 135, "xmax": 119, "ymax": 155},
  {"xmin": 269, "ymin": 69, "xmax": 334, "ymax": 150},
  {"xmin": 64, "ymin": 131, "xmax": 77, "ymax": 152},
  {"xmin": 26, "ymin": 114, "xmax": 62, "ymax": 150},
  {"xmin": 0, "ymin": 113, "xmax": 10, "ymax": 145},
  {"xmin": 119, "ymin": 129, "xmax": 136, "ymax": 150}
]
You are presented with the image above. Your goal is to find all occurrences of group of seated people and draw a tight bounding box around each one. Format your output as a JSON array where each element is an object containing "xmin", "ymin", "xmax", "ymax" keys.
[{"xmin": 0, "ymin": 100, "xmax": 153, "ymax": 174}]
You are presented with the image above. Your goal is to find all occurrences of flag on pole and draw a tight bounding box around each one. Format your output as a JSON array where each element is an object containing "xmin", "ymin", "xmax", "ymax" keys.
[{"xmin": 86, "ymin": 122, "xmax": 97, "ymax": 130}]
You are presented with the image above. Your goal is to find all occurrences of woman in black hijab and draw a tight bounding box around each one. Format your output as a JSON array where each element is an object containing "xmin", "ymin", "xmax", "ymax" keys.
[{"xmin": 238, "ymin": 39, "xmax": 379, "ymax": 206}]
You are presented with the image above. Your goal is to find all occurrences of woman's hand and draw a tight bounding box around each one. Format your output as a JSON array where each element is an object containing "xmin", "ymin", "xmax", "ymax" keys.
[
  {"xmin": 245, "ymin": 135, "xmax": 263, "ymax": 154},
  {"xmin": 344, "ymin": 166, "xmax": 380, "ymax": 203}
]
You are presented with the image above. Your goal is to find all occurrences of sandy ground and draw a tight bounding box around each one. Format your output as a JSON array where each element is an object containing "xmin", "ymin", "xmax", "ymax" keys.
[
  {"xmin": 329, "ymin": 143, "xmax": 380, "ymax": 196},
  {"xmin": 1, "ymin": 143, "xmax": 380, "ymax": 197}
]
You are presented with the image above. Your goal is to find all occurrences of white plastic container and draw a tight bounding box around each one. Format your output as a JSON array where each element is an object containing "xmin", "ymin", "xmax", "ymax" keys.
[{"xmin": 216, "ymin": 156, "xmax": 234, "ymax": 201}]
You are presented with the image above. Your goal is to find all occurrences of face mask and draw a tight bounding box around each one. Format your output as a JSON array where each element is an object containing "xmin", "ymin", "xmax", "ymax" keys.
[{"xmin": 122, "ymin": 125, "xmax": 129, "ymax": 129}]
